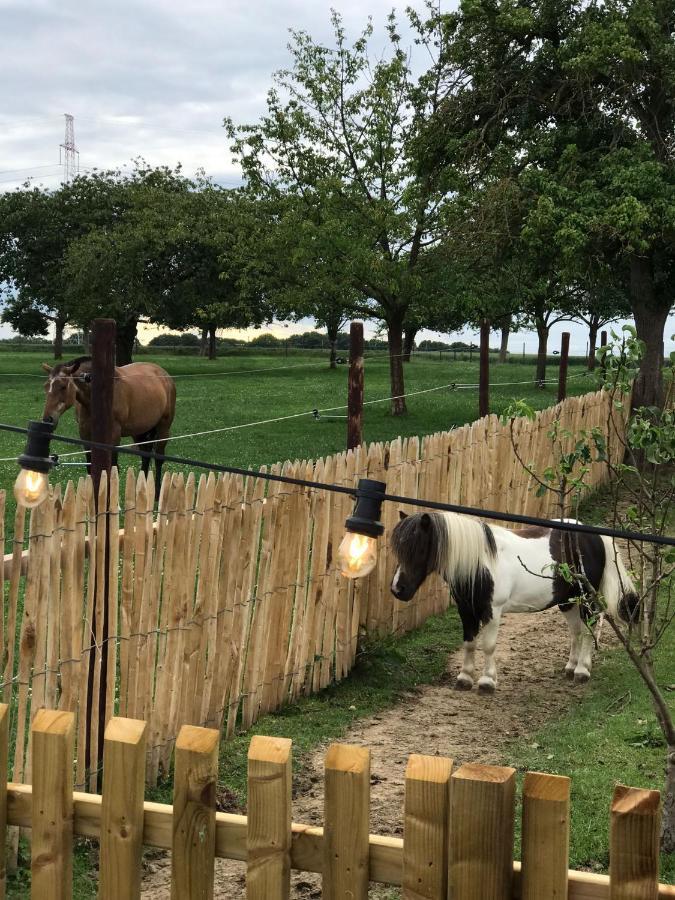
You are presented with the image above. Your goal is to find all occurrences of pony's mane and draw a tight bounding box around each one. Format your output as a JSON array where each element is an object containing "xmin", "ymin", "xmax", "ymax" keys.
[
  {"xmin": 391, "ymin": 511, "xmax": 496, "ymax": 583},
  {"xmin": 437, "ymin": 512, "xmax": 496, "ymax": 583},
  {"xmin": 52, "ymin": 356, "xmax": 92, "ymax": 375}
]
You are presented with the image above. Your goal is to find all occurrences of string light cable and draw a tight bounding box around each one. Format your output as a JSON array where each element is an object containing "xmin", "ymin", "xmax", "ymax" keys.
[{"xmin": 1, "ymin": 420, "xmax": 674, "ymax": 550}]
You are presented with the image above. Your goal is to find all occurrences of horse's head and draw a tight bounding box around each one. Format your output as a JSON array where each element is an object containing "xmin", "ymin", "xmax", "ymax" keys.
[
  {"xmin": 41, "ymin": 357, "xmax": 92, "ymax": 425},
  {"xmin": 390, "ymin": 511, "xmax": 441, "ymax": 602}
]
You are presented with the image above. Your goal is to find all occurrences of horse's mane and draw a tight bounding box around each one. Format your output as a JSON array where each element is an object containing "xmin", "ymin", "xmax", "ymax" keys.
[
  {"xmin": 437, "ymin": 512, "xmax": 496, "ymax": 584},
  {"xmin": 53, "ymin": 356, "xmax": 92, "ymax": 375},
  {"xmin": 392, "ymin": 511, "xmax": 496, "ymax": 585}
]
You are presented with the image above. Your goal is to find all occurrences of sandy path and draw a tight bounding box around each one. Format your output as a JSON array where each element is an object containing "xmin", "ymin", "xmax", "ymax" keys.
[{"xmin": 142, "ymin": 607, "xmax": 592, "ymax": 898}]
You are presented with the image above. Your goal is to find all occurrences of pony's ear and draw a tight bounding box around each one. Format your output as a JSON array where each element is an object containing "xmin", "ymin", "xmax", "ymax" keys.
[
  {"xmin": 420, "ymin": 513, "xmax": 432, "ymax": 530},
  {"xmin": 41, "ymin": 363, "xmax": 52, "ymax": 373},
  {"xmin": 398, "ymin": 510, "xmax": 408, "ymax": 521}
]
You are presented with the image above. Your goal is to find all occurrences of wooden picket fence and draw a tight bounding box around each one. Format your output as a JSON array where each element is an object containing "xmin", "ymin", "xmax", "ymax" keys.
[
  {"xmin": 0, "ymin": 390, "xmax": 628, "ymax": 794},
  {"xmin": 1, "ymin": 704, "xmax": 673, "ymax": 899}
]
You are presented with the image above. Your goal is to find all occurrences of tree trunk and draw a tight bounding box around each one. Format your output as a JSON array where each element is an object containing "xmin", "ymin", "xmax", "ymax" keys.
[
  {"xmin": 115, "ymin": 319, "xmax": 137, "ymax": 366},
  {"xmin": 535, "ymin": 320, "xmax": 548, "ymax": 385},
  {"xmin": 498, "ymin": 318, "xmax": 511, "ymax": 363},
  {"xmin": 327, "ymin": 322, "xmax": 339, "ymax": 369},
  {"xmin": 403, "ymin": 327, "xmax": 417, "ymax": 363},
  {"xmin": 54, "ymin": 318, "xmax": 65, "ymax": 360},
  {"xmin": 388, "ymin": 315, "xmax": 407, "ymax": 415},
  {"xmin": 587, "ymin": 320, "xmax": 598, "ymax": 371},
  {"xmin": 663, "ymin": 747, "xmax": 675, "ymax": 853},
  {"xmin": 630, "ymin": 255, "xmax": 670, "ymax": 409},
  {"xmin": 199, "ymin": 326, "xmax": 208, "ymax": 357},
  {"xmin": 208, "ymin": 325, "xmax": 217, "ymax": 361}
]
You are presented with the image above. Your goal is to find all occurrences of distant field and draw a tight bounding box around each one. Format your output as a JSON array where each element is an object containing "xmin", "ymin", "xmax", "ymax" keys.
[{"xmin": 0, "ymin": 349, "xmax": 592, "ymax": 538}]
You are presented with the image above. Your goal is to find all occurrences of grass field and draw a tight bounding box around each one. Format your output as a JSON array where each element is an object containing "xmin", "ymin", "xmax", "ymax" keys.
[{"xmin": 0, "ymin": 349, "xmax": 591, "ymax": 542}]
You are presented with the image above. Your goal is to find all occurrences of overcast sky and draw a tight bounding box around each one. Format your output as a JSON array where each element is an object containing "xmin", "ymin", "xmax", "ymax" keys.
[{"xmin": 1, "ymin": 0, "xmax": 672, "ymax": 354}]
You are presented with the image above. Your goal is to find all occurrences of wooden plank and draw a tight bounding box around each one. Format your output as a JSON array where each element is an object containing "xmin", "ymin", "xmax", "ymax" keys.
[
  {"xmin": 99, "ymin": 716, "xmax": 147, "ymax": 899},
  {"xmin": 104, "ymin": 467, "xmax": 120, "ymax": 728},
  {"xmin": 449, "ymin": 763, "xmax": 515, "ymax": 900},
  {"xmin": 323, "ymin": 743, "xmax": 370, "ymax": 900},
  {"xmin": 610, "ymin": 784, "xmax": 661, "ymax": 900},
  {"xmin": 31, "ymin": 709, "xmax": 75, "ymax": 900},
  {"xmin": 521, "ymin": 771, "xmax": 570, "ymax": 900},
  {"xmin": 403, "ymin": 753, "xmax": 452, "ymax": 900},
  {"xmin": 247, "ymin": 735, "xmax": 292, "ymax": 900},
  {"xmin": 172, "ymin": 724, "xmax": 219, "ymax": 900},
  {"xmin": 0, "ymin": 704, "xmax": 8, "ymax": 899},
  {"xmin": 4, "ymin": 780, "xmax": 675, "ymax": 897},
  {"xmin": 118, "ymin": 469, "xmax": 137, "ymax": 717},
  {"xmin": 2, "ymin": 502, "xmax": 25, "ymax": 703}
]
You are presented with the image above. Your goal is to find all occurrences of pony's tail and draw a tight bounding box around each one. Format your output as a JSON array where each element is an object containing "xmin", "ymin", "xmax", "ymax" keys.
[{"xmin": 599, "ymin": 536, "xmax": 640, "ymax": 623}]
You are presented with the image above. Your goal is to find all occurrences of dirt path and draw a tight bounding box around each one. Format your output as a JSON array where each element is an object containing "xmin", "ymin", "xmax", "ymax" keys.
[{"xmin": 142, "ymin": 607, "xmax": 594, "ymax": 898}]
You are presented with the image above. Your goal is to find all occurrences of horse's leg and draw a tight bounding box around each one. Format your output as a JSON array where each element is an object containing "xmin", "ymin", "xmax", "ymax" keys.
[
  {"xmin": 133, "ymin": 432, "xmax": 152, "ymax": 477},
  {"xmin": 153, "ymin": 421, "xmax": 171, "ymax": 501},
  {"xmin": 574, "ymin": 613, "xmax": 599, "ymax": 684},
  {"xmin": 477, "ymin": 609, "xmax": 503, "ymax": 694},
  {"xmin": 561, "ymin": 605, "xmax": 583, "ymax": 680},
  {"xmin": 455, "ymin": 639, "xmax": 477, "ymax": 690}
]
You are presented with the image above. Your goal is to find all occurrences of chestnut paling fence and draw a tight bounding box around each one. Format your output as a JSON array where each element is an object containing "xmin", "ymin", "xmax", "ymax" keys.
[
  {"xmin": 2, "ymin": 705, "xmax": 674, "ymax": 899},
  {"xmin": 0, "ymin": 390, "xmax": 626, "ymax": 794}
]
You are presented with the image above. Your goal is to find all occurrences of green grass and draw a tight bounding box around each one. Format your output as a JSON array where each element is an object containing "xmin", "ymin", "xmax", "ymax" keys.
[{"xmin": 0, "ymin": 349, "xmax": 591, "ymax": 546}]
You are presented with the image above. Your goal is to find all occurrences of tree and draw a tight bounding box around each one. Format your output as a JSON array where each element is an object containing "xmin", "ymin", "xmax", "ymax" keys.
[
  {"xmin": 426, "ymin": 0, "xmax": 674, "ymax": 407},
  {"xmin": 227, "ymin": 10, "xmax": 456, "ymax": 414},
  {"xmin": 154, "ymin": 185, "xmax": 272, "ymax": 360},
  {"xmin": 63, "ymin": 165, "xmax": 195, "ymax": 364}
]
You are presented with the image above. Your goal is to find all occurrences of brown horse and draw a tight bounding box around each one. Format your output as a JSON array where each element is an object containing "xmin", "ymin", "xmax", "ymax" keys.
[{"xmin": 41, "ymin": 356, "xmax": 176, "ymax": 495}]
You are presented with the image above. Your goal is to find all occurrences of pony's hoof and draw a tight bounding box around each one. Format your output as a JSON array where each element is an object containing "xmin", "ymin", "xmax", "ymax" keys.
[
  {"xmin": 478, "ymin": 678, "xmax": 496, "ymax": 694},
  {"xmin": 574, "ymin": 671, "xmax": 590, "ymax": 684},
  {"xmin": 454, "ymin": 676, "xmax": 473, "ymax": 691},
  {"xmin": 564, "ymin": 667, "xmax": 575, "ymax": 681}
]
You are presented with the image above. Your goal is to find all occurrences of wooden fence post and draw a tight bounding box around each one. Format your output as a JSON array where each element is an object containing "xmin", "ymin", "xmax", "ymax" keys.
[
  {"xmin": 247, "ymin": 735, "xmax": 292, "ymax": 900},
  {"xmin": 479, "ymin": 320, "xmax": 490, "ymax": 419},
  {"xmin": 600, "ymin": 329, "xmax": 608, "ymax": 376},
  {"xmin": 521, "ymin": 772, "xmax": 570, "ymax": 900},
  {"xmin": 449, "ymin": 763, "xmax": 515, "ymax": 900},
  {"xmin": 610, "ymin": 784, "xmax": 661, "ymax": 900},
  {"xmin": 173, "ymin": 724, "xmax": 219, "ymax": 900},
  {"xmin": 99, "ymin": 717, "xmax": 147, "ymax": 899},
  {"xmin": 90, "ymin": 317, "xmax": 116, "ymax": 492},
  {"xmin": 403, "ymin": 754, "xmax": 452, "ymax": 899},
  {"xmin": 0, "ymin": 704, "xmax": 7, "ymax": 900},
  {"xmin": 31, "ymin": 709, "xmax": 75, "ymax": 900},
  {"xmin": 323, "ymin": 743, "xmax": 370, "ymax": 900},
  {"xmin": 558, "ymin": 332, "xmax": 570, "ymax": 403},
  {"xmin": 87, "ymin": 317, "xmax": 117, "ymax": 785},
  {"xmin": 347, "ymin": 322, "xmax": 364, "ymax": 451}
]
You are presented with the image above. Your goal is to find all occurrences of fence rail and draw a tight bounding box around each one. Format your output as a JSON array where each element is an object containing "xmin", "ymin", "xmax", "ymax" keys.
[
  {"xmin": 1, "ymin": 390, "xmax": 627, "ymax": 794},
  {"xmin": 2, "ymin": 705, "xmax": 673, "ymax": 898}
]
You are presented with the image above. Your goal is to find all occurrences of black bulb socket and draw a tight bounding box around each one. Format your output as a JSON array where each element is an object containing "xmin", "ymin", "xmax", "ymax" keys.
[
  {"xmin": 18, "ymin": 420, "xmax": 56, "ymax": 474},
  {"xmin": 344, "ymin": 478, "xmax": 386, "ymax": 538}
]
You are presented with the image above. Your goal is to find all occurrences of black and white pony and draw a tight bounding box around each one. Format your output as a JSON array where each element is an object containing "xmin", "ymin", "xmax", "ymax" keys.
[{"xmin": 390, "ymin": 511, "xmax": 639, "ymax": 693}]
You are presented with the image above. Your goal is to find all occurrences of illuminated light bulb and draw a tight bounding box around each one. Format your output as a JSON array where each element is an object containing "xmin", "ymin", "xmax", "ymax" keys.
[
  {"xmin": 338, "ymin": 531, "xmax": 378, "ymax": 579},
  {"xmin": 14, "ymin": 468, "xmax": 49, "ymax": 508},
  {"xmin": 338, "ymin": 478, "xmax": 386, "ymax": 580},
  {"xmin": 14, "ymin": 419, "xmax": 56, "ymax": 509}
]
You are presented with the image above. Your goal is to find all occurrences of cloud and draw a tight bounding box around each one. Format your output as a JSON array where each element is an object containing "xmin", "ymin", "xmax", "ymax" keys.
[{"xmin": 1, "ymin": 0, "xmax": 428, "ymax": 188}]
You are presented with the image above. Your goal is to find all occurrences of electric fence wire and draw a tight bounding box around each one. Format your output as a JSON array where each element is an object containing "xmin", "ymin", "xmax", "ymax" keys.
[{"xmin": 0, "ymin": 420, "xmax": 673, "ymax": 549}]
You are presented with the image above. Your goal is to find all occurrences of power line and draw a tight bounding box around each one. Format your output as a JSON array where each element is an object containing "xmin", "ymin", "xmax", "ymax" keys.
[{"xmin": 0, "ymin": 420, "xmax": 673, "ymax": 549}]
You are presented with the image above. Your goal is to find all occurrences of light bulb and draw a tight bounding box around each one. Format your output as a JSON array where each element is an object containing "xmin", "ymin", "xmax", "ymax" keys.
[
  {"xmin": 338, "ymin": 531, "xmax": 378, "ymax": 579},
  {"xmin": 14, "ymin": 468, "xmax": 49, "ymax": 508}
]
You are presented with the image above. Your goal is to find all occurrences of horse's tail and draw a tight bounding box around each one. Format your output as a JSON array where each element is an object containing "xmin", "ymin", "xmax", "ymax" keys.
[{"xmin": 599, "ymin": 537, "xmax": 640, "ymax": 623}]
